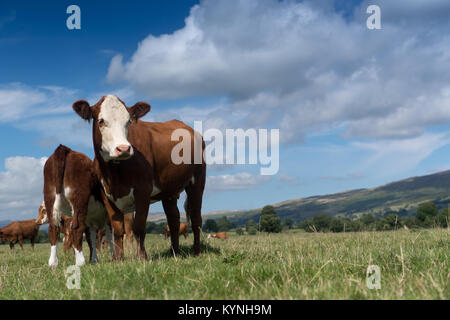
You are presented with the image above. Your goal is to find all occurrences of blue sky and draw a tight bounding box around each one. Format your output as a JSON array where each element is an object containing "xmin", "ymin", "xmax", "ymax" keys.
[{"xmin": 1, "ymin": 0, "xmax": 450, "ymax": 220}]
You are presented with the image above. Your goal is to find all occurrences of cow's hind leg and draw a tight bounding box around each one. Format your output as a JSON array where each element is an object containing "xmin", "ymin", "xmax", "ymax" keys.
[
  {"xmin": 185, "ymin": 165, "xmax": 205, "ymax": 255},
  {"xmin": 134, "ymin": 193, "xmax": 150, "ymax": 260},
  {"xmin": 162, "ymin": 198, "xmax": 180, "ymax": 256},
  {"xmin": 48, "ymin": 224, "xmax": 59, "ymax": 267},
  {"xmin": 71, "ymin": 201, "xmax": 88, "ymax": 267}
]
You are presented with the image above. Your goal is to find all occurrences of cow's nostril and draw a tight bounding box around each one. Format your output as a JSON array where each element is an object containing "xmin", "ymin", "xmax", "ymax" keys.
[{"xmin": 116, "ymin": 145, "xmax": 131, "ymax": 155}]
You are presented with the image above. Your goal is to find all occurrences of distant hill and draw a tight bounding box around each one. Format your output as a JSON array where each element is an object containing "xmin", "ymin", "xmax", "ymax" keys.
[{"xmin": 202, "ymin": 170, "xmax": 450, "ymax": 225}]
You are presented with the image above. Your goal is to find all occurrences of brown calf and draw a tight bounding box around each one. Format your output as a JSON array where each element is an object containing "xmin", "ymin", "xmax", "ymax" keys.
[
  {"xmin": 73, "ymin": 95, "xmax": 206, "ymax": 260},
  {"xmin": 42, "ymin": 144, "xmax": 113, "ymax": 267},
  {"xmin": 207, "ymin": 232, "xmax": 229, "ymax": 239},
  {"xmin": 0, "ymin": 219, "xmax": 40, "ymax": 249},
  {"xmin": 164, "ymin": 222, "xmax": 189, "ymax": 239}
]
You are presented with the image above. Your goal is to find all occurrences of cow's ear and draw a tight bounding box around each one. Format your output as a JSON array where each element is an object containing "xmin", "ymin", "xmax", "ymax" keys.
[
  {"xmin": 72, "ymin": 100, "xmax": 92, "ymax": 121},
  {"xmin": 129, "ymin": 102, "xmax": 151, "ymax": 121}
]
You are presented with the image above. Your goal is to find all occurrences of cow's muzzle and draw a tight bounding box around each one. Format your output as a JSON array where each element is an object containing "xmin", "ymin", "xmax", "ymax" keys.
[{"xmin": 114, "ymin": 145, "xmax": 133, "ymax": 159}]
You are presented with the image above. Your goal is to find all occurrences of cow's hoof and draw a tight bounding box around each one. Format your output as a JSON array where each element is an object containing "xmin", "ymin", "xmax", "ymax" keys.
[
  {"xmin": 48, "ymin": 258, "xmax": 58, "ymax": 268},
  {"xmin": 74, "ymin": 249, "xmax": 86, "ymax": 267}
]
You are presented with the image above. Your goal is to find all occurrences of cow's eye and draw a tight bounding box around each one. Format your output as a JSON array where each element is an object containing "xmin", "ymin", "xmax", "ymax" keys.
[{"xmin": 98, "ymin": 119, "xmax": 105, "ymax": 127}]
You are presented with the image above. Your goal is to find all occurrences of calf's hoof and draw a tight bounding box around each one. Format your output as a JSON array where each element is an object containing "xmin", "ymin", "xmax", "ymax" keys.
[{"xmin": 74, "ymin": 249, "xmax": 86, "ymax": 267}]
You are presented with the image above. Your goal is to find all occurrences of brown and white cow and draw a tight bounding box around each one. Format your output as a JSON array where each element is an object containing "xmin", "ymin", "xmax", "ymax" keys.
[
  {"xmin": 41, "ymin": 144, "xmax": 113, "ymax": 267},
  {"xmin": 207, "ymin": 232, "xmax": 229, "ymax": 239},
  {"xmin": 72, "ymin": 95, "xmax": 206, "ymax": 260},
  {"xmin": 0, "ymin": 219, "xmax": 40, "ymax": 249},
  {"xmin": 164, "ymin": 222, "xmax": 189, "ymax": 239}
]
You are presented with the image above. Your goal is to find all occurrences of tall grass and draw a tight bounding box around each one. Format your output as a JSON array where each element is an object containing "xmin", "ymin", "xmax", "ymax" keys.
[{"xmin": 0, "ymin": 229, "xmax": 448, "ymax": 299}]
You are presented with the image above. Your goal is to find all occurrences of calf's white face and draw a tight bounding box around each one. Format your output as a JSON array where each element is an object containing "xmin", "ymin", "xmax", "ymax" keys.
[{"xmin": 98, "ymin": 95, "xmax": 133, "ymax": 161}]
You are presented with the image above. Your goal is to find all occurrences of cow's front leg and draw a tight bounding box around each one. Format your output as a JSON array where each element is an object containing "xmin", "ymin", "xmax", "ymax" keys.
[
  {"xmin": 101, "ymin": 190, "xmax": 124, "ymax": 261},
  {"xmin": 134, "ymin": 190, "xmax": 150, "ymax": 260}
]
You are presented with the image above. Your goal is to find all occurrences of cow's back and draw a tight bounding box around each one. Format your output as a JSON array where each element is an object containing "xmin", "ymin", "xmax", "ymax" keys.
[{"xmin": 43, "ymin": 145, "xmax": 97, "ymax": 218}]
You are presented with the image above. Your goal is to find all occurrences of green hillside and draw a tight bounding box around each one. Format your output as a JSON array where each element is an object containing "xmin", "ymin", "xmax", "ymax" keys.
[{"xmin": 204, "ymin": 170, "xmax": 450, "ymax": 225}]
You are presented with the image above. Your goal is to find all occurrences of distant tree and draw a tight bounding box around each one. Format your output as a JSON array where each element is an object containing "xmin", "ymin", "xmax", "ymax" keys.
[
  {"xmin": 417, "ymin": 202, "xmax": 439, "ymax": 224},
  {"xmin": 329, "ymin": 218, "xmax": 344, "ymax": 232},
  {"xmin": 146, "ymin": 222, "xmax": 157, "ymax": 234},
  {"xmin": 36, "ymin": 230, "xmax": 49, "ymax": 243},
  {"xmin": 247, "ymin": 226, "xmax": 257, "ymax": 235},
  {"xmin": 152, "ymin": 222, "xmax": 166, "ymax": 235},
  {"xmin": 260, "ymin": 206, "xmax": 281, "ymax": 233},
  {"xmin": 203, "ymin": 219, "xmax": 218, "ymax": 233},
  {"xmin": 284, "ymin": 219, "xmax": 294, "ymax": 230},
  {"xmin": 236, "ymin": 227, "xmax": 244, "ymax": 236},
  {"xmin": 384, "ymin": 214, "xmax": 401, "ymax": 230},
  {"xmin": 261, "ymin": 205, "xmax": 276, "ymax": 216},
  {"xmin": 217, "ymin": 216, "xmax": 230, "ymax": 232},
  {"xmin": 361, "ymin": 214, "xmax": 376, "ymax": 226},
  {"xmin": 246, "ymin": 219, "xmax": 256, "ymax": 232},
  {"xmin": 312, "ymin": 214, "xmax": 332, "ymax": 232},
  {"xmin": 438, "ymin": 208, "xmax": 449, "ymax": 228},
  {"xmin": 229, "ymin": 221, "xmax": 238, "ymax": 230},
  {"xmin": 298, "ymin": 219, "xmax": 314, "ymax": 232}
]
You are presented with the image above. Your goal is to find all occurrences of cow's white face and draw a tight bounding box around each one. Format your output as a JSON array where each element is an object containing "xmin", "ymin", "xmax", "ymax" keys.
[
  {"xmin": 72, "ymin": 95, "xmax": 151, "ymax": 161},
  {"xmin": 97, "ymin": 95, "xmax": 133, "ymax": 161}
]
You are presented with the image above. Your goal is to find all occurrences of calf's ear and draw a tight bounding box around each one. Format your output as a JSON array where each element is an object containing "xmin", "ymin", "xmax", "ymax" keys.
[
  {"xmin": 72, "ymin": 100, "xmax": 92, "ymax": 121},
  {"xmin": 129, "ymin": 102, "xmax": 151, "ymax": 121}
]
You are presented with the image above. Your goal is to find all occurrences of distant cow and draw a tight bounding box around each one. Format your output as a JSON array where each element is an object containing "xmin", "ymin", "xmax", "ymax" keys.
[
  {"xmin": 207, "ymin": 232, "xmax": 229, "ymax": 239},
  {"xmin": 36, "ymin": 204, "xmax": 72, "ymax": 251},
  {"xmin": 41, "ymin": 144, "xmax": 113, "ymax": 267},
  {"xmin": 73, "ymin": 95, "xmax": 206, "ymax": 260},
  {"xmin": 0, "ymin": 219, "xmax": 40, "ymax": 249},
  {"xmin": 164, "ymin": 222, "xmax": 189, "ymax": 239}
]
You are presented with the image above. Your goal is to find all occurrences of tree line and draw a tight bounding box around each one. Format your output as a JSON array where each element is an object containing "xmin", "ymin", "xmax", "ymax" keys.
[{"xmin": 203, "ymin": 201, "xmax": 449, "ymax": 235}]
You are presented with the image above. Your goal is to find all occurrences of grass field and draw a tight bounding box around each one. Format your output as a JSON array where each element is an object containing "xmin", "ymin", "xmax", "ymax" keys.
[{"xmin": 0, "ymin": 229, "xmax": 448, "ymax": 299}]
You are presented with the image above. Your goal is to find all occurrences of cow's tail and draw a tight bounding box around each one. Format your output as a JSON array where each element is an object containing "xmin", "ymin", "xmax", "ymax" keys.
[
  {"xmin": 52, "ymin": 145, "xmax": 71, "ymax": 227},
  {"xmin": 53, "ymin": 144, "xmax": 71, "ymax": 195}
]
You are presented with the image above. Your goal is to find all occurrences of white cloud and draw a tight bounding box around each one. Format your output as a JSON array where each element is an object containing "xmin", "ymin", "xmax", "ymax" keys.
[
  {"xmin": 0, "ymin": 83, "xmax": 77, "ymax": 122},
  {"xmin": 352, "ymin": 132, "xmax": 450, "ymax": 176},
  {"xmin": 0, "ymin": 156, "xmax": 47, "ymax": 220},
  {"xmin": 206, "ymin": 172, "xmax": 271, "ymax": 192},
  {"xmin": 106, "ymin": 0, "xmax": 450, "ymax": 143}
]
